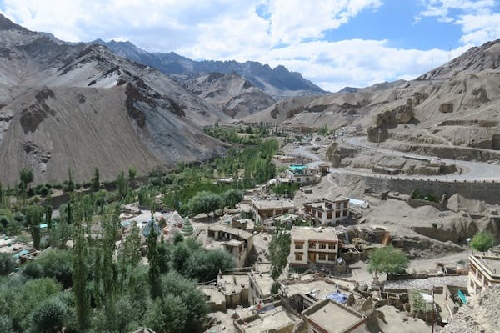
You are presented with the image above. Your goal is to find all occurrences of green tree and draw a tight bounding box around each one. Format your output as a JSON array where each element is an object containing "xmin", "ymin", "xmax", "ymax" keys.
[
  {"xmin": 368, "ymin": 246, "xmax": 409, "ymax": 278},
  {"xmin": 186, "ymin": 249, "xmax": 235, "ymax": 282},
  {"xmin": 36, "ymin": 250, "xmax": 74, "ymax": 288},
  {"xmin": 31, "ymin": 298, "xmax": 66, "ymax": 333},
  {"xmin": 147, "ymin": 225, "xmax": 161, "ymax": 299},
  {"xmin": 128, "ymin": 167, "xmax": 137, "ymax": 181},
  {"xmin": 19, "ymin": 168, "xmax": 34, "ymax": 191},
  {"xmin": 0, "ymin": 315, "xmax": 13, "ymax": 332},
  {"xmin": 91, "ymin": 167, "xmax": 100, "ymax": 192},
  {"xmin": 117, "ymin": 170, "xmax": 128, "ymax": 199},
  {"xmin": 66, "ymin": 168, "xmax": 75, "ymax": 193},
  {"xmin": 144, "ymin": 295, "xmax": 187, "ymax": 333},
  {"xmin": 268, "ymin": 226, "xmax": 291, "ymax": 282},
  {"xmin": 25, "ymin": 204, "xmax": 44, "ymax": 249},
  {"xmin": 73, "ymin": 220, "xmax": 90, "ymax": 330},
  {"xmin": 160, "ymin": 272, "xmax": 209, "ymax": 332},
  {"xmin": 471, "ymin": 231, "xmax": 494, "ymax": 253},
  {"xmin": 0, "ymin": 253, "xmax": 15, "ymax": 275},
  {"xmin": 223, "ymin": 189, "xmax": 243, "ymax": 208}
]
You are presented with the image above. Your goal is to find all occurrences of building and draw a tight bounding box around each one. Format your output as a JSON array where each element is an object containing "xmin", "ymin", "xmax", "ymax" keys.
[
  {"xmin": 206, "ymin": 225, "xmax": 254, "ymax": 268},
  {"xmin": 289, "ymin": 227, "xmax": 340, "ymax": 270},
  {"xmin": 302, "ymin": 299, "xmax": 367, "ymax": 333},
  {"xmin": 251, "ymin": 198, "xmax": 295, "ymax": 224},
  {"xmin": 282, "ymin": 164, "xmax": 321, "ymax": 186},
  {"xmin": 467, "ymin": 254, "xmax": 500, "ymax": 295},
  {"xmin": 303, "ymin": 198, "xmax": 349, "ymax": 225},
  {"xmin": 248, "ymin": 263, "xmax": 274, "ymax": 305}
]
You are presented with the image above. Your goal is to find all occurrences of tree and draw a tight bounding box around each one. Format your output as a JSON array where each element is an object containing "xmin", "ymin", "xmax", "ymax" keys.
[
  {"xmin": 117, "ymin": 171, "xmax": 128, "ymax": 199},
  {"xmin": 147, "ymin": 225, "xmax": 161, "ymax": 299},
  {"xmin": 0, "ymin": 253, "xmax": 15, "ymax": 275},
  {"xmin": 223, "ymin": 189, "xmax": 243, "ymax": 208},
  {"xmin": 31, "ymin": 298, "xmax": 66, "ymax": 333},
  {"xmin": 471, "ymin": 231, "xmax": 494, "ymax": 253},
  {"xmin": 268, "ymin": 226, "xmax": 291, "ymax": 282},
  {"xmin": 73, "ymin": 220, "xmax": 90, "ymax": 330},
  {"xmin": 368, "ymin": 246, "xmax": 408, "ymax": 278},
  {"xmin": 19, "ymin": 168, "xmax": 34, "ymax": 191},
  {"xmin": 66, "ymin": 168, "xmax": 75, "ymax": 193},
  {"xmin": 91, "ymin": 168, "xmax": 100, "ymax": 192}
]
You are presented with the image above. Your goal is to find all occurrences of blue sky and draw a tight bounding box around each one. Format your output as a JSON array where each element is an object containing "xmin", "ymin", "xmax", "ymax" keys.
[{"xmin": 1, "ymin": 0, "xmax": 500, "ymax": 92}]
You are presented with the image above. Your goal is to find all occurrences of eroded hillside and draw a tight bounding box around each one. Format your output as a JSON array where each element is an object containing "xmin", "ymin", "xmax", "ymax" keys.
[{"xmin": 0, "ymin": 14, "xmax": 229, "ymax": 185}]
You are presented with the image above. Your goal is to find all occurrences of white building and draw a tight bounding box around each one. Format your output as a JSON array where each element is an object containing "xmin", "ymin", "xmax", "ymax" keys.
[
  {"xmin": 289, "ymin": 227, "xmax": 340, "ymax": 269},
  {"xmin": 468, "ymin": 254, "xmax": 500, "ymax": 295},
  {"xmin": 303, "ymin": 197, "xmax": 349, "ymax": 225}
]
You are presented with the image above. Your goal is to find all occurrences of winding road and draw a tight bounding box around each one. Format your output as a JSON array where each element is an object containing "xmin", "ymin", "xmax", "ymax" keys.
[{"xmin": 285, "ymin": 135, "xmax": 500, "ymax": 182}]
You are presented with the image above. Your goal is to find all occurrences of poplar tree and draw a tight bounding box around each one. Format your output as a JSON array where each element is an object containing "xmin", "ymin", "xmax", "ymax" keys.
[{"xmin": 147, "ymin": 225, "xmax": 161, "ymax": 299}]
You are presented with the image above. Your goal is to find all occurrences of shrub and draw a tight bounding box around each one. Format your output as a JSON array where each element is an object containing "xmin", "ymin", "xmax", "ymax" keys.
[{"xmin": 0, "ymin": 253, "xmax": 15, "ymax": 276}]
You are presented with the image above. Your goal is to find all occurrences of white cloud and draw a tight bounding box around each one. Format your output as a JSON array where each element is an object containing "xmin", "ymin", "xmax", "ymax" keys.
[
  {"xmin": 419, "ymin": 0, "xmax": 500, "ymax": 44},
  {"xmin": 0, "ymin": 0, "xmax": 497, "ymax": 92}
]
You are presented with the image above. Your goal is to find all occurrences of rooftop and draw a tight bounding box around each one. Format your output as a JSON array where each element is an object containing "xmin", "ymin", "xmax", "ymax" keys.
[
  {"xmin": 470, "ymin": 254, "xmax": 500, "ymax": 279},
  {"xmin": 252, "ymin": 199, "xmax": 296, "ymax": 210},
  {"xmin": 241, "ymin": 305, "xmax": 301, "ymax": 333},
  {"xmin": 284, "ymin": 279, "xmax": 340, "ymax": 301},
  {"xmin": 207, "ymin": 225, "xmax": 253, "ymax": 240},
  {"xmin": 303, "ymin": 299, "xmax": 365, "ymax": 333},
  {"xmin": 291, "ymin": 226, "xmax": 338, "ymax": 242}
]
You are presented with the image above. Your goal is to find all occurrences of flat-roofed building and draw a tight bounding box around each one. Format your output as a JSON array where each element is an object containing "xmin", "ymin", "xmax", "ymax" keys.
[
  {"xmin": 251, "ymin": 199, "xmax": 295, "ymax": 224},
  {"xmin": 303, "ymin": 197, "xmax": 349, "ymax": 226},
  {"xmin": 290, "ymin": 227, "xmax": 340, "ymax": 269},
  {"xmin": 467, "ymin": 254, "xmax": 500, "ymax": 295},
  {"xmin": 206, "ymin": 225, "xmax": 254, "ymax": 268},
  {"xmin": 302, "ymin": 299, "xmax": 367, "ymax": 333}
]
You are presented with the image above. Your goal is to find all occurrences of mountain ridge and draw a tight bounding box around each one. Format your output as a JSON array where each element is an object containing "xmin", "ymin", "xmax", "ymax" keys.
[{"xmin": 93, "ymin": 39, "xmax": 328, "ymax": 98}]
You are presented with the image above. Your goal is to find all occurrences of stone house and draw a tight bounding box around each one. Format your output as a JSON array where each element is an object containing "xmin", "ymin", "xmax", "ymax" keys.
[
  {"xmin": 207, "ymin": 225, "xmax": 254, "ymax": 268},
  {"xmin": 251, "ymin": 198, "xmax": 296, "ymax": 225},
  {"xmin": 467, "ymin": 254, "xmax": 500, "ymax": 295},
  {"xmin": 289, "ymin": 227, "xmax": 340, "ymax": 270},
  {"xmin": 303, "ymin": 197, "xmax": 349, "ymax": 225}
]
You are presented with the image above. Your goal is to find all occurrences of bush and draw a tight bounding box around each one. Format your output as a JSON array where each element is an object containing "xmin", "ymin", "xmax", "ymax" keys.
[
  {"xmin": 0, "ymin": 253, "xmax": 15, "ymax": 276},
  {"xmin": 31, "ymin": 298, "xmax": 66, "ymax": 332},
  {"xmin": 22, "ymin": 262, "xmax": 44, "ymax": 279}
]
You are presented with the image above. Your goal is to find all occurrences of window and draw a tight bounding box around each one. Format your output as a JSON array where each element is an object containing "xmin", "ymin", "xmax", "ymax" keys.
[
  {"xmin": 295, "ymin": 243, "xmax": 303, "ymax": 249},
  {"xmin": 308, "ymin": 242, "xmax": 316, "ymax": 249},
  {"xmin": 328, "ymin": 244, "xmax": 336, "ymax": 250},
  {"xmin": 295, "ymin": 253, "xmax": 303, "ymax": 261},
  {"xmin": 296, "ymin": 177, "xmax": 301, "ymax": 182},
  {"xmin": 336, "ymin": 211, "xmax": 341, "ymax": 218},
  {"xmin": 318, "ymin": 253, "xmax": 326, "ymax": 260},
  {"xmin": 319, "ymin": 243, "xmax": 327, "ymax": 249}
]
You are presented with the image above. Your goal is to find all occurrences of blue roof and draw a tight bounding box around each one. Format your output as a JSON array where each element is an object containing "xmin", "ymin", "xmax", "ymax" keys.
[{"xmin": 326, "ymin": 292, "xmax": 348, "ymax": 304}]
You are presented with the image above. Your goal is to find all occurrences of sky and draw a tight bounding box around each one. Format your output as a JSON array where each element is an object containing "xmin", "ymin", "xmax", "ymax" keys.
[{"xmin": 1, "ymin": 0, "xmax": 500, "ymax": 92}]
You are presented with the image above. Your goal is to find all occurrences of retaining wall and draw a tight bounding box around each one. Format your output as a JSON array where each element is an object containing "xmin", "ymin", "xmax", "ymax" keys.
[{"xmin": 334, "ymin": 173, "xmax": 500, "ymax": 205}]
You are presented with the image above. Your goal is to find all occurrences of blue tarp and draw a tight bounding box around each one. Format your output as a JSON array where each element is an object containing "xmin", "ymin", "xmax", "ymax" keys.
[{"xmin": 326, "ymin": 292, "xmax": 348, "ymax": 304}]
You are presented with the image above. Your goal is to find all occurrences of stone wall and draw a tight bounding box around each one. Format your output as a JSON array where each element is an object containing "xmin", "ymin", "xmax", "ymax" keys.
[{"xmin": 334, "ymin": 173, "xmax": 500, "ymax": 205}]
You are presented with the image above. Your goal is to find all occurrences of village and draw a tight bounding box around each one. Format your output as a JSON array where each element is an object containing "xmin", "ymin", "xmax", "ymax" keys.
[{"xmin": 2, "ymin": 135, "xmax": 500, "ymax": 333}]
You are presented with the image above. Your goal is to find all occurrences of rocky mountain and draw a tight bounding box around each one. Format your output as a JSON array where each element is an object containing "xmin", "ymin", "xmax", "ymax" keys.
[
  {"xmin": 243, "ymin": 39, "xmax": 500, "ymax": 159},
  {"xmin": 94, "ymin": 39, "xmax": 327, "ymax": 98},
  {"xmin": 180, "ymin": 72, "xmax": 276, "ymax": 118},
  {"xmin": 0, "ymin": 14, "xmax": 229, "ymax": 185}
]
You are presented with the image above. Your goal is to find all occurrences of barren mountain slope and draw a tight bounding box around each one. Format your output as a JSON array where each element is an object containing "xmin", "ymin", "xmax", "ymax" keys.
[
  {"xmin": 0, "ymin": 15, "xmax": 229, "ymax": 185},
  {"xmin": 242, "ymin": 40, "xmax": 500, "ymax": 153},
  {"xmin": 181, "ymin": 72, "xmax": 276, "ymax": 119}
]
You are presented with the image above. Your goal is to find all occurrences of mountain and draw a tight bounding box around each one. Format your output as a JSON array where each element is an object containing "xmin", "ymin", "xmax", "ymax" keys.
[
  {"xmin": 242, "ymin": 39, "xmax": 500, "ymax": 157},
  {"xmin": 94, "ymin": 39, "xmax": 327, "ymax": 98},
  {"xmin": 181, "ymin": 72, "xmax": 276, "ymax": 119},
  {"xmin": 0, "ymin": 14, "xmax": 229, "ymax": 185}
]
